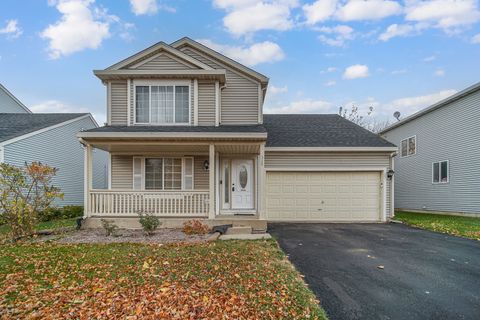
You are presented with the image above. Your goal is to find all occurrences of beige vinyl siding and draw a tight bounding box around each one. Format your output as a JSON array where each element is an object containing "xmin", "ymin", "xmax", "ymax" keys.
[
  {"xmin": 129, "ymin": 53, "xmax": 198, "ymax": 70},
  {"xmin": 111, "ymin": 155, "xmax": 133, "ymax": 189},
  {"xmin": 265, "ymin": 151, "xmax": 394, "ymax": 218},
  {"xmin": 110, "ymin": 81, "xmax": 128, "ymax": 125},
  {"xmin": 198, "ymin": 80, "xmax": 215, "ymax": 125},
  {"xmin": 194, "ymin": 156, "xmax": 209, "ymax": 190},
  {"xmin": 180, "ymin": 47, "xmax": 260, "ymax": 125},
  {"xmin": 111, "ymin": 155, "xmax": 208, "ymax": 190}
]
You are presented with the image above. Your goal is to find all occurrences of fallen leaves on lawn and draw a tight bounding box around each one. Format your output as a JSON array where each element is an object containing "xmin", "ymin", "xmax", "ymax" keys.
[{"xmin": 0, "ymin": 241, "xmax": 325, "ymax": 319}]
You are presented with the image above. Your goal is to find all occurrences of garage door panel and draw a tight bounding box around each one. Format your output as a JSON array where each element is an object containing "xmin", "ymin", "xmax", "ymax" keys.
[{"xmin": 266, "ymin": 171, "xmax": 381, "ymax": 221}]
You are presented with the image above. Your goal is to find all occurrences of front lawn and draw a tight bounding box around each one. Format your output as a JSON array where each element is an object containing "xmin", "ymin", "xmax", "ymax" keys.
[
  {"xmin": 0, "ymin": 218, "xmax": 78, "ymax": 241},
  {"xmin": 394, "ymin": 211, "xmax": 480, "ymax": 240},
  {"xmin": 0, "ymin": 240, "xmax": 326, "ymax": 319}
]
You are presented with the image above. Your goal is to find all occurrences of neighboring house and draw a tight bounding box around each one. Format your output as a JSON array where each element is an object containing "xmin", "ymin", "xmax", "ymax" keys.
[
  {"xmin": 0, "ymin": 113, "xmax": 108, "ymax": 206},
  {"xmin": 78, "ymin": 37, "xmax": 396, "ymax": 228},
  {"xmin": 380, "ymin": 82, "xmax": 480, "ymax": 216},
  {"xmin": 0, "ymin": 83, "xmax": 31, "ymax": 113}
]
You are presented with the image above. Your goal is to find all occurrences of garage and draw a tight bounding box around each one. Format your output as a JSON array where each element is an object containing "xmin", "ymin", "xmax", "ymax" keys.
[{"xmin": 266, "ymin": 171, "xmax": 382, "ymax": 221}]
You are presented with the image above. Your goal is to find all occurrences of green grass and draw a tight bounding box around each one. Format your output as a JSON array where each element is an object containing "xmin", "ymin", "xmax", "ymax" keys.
[
  {"xmin": 0, "ymin": 217, "xmax": 78, "ymax": 238},
  {"xmin": 394, "ymin": 211, "xmax": 480, "ymax": 240},
  {"xmin": 0, "ymin": 240, "xmax": 327, "ymax": 319}
]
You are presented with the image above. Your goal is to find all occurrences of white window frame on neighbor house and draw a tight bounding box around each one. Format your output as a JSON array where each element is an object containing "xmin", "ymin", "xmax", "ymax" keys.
[
  {"xmin": 432, "ymin": 160, "xmax": 449, "ymax": 184},
  {"xmin": 133, "ymin": 80, "xmax": 191, "ymax": 126},
  {"xmin": 400, "ymin": 135, "xmax": 416, "ymax": 157},
  {"xmin": 132, "ymin": 156, "xmax": 194, "ymax": 190}
]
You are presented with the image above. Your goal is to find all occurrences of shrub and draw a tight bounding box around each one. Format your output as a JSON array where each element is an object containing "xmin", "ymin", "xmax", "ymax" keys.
[
  {"xmin": 182, "ymin": 219, "xmax": 210, "ymax": 235},
  {"xmin": 0, "ymin": 162, "xmax": 63, "ymax": 240},
  {"xmin": 39, "ymin": 206, "xmax": 83, "ymax": 222},
  {"xmin": 101, "ymin": 219, "xmax": 118, "ymax": 236},
  {"xmin": 138, "ymin": 212, "xmax": 161, "ymax": 236}
]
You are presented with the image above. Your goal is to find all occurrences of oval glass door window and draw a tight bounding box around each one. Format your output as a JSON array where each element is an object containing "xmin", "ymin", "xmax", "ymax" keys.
[{"xmin": 239, "ymin": 166, "xmax": 248, "ymax": 189}]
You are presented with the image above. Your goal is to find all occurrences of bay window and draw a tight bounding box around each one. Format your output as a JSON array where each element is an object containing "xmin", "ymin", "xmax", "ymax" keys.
[{"xmin": 135, "ymin": 81, "xmax": 190, "ymax": 125}]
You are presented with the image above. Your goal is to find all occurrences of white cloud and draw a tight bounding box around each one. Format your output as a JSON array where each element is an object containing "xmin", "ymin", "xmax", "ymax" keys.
[
  {"xmin": 336, "ymin": 0, "xmax": 402, "ymax": 21},
  {"xmin": 320, "ymin": 66, "xmax": 337, "ymax": 73},
  {"xmin": 405, "ymin": 0, "xmax": 480, "ymax": 31},
  {"xmin": 265, "ymin": 99, "xmax": 334, "ymax": 114},
  {"xmin": 197, "ymin": 39, "xmax": 285, "ymax": 66},
  {"xmin": 343, "ymin": 64, "xmax": 369, "ymax": 79},
  {"xmin": 214, "ymin": 0, "xmax": 299, "ymax": 36},
  {"xmin": 324, "ymin": 80, "xmax": 336, "ymax": 86},
  {"xmin": 128, "ymin": 0, "xmax": 176, "ymax": 15},
  {"xmin": 303, "ymin": 0, "xmax": 337, "ymax": 24},
  {"xmin": 0, "ymin": 19, "xmax": 22, "ymax": 39},
  {"xmin": 434, "ymin": 68, "xmax": 445, "ymax": 77},
  {"xmin": 30, "ymin": 100, "xmax": 106, "ymax": 125},
  {"xmin": 269, "ymin": 85, "xmax": 288, "ymax": 95},
  {"xmin": 472, "ymin": 33, "xmax": 480, "ymax": 43},
  {"xmin": 129, "ymin": 0, "xmax": 157, "ymax": 15},
  {"xmin": 41, "ymin": 0, "xmax": 111, "ymax": 59},
  {"xmin": 423, "ymin": 55, "xmax": 436, "ymax": 62},
  {"xmin": 317, "ymin": 24, "xmax": 354, "ymax": 46},
  {"xmin": 384, "ymin": 89, "xmax": 457, "ymax": 116},
  {"xmin": 378, "ymin": 23, "xmax": 427, "ymax": 41}
]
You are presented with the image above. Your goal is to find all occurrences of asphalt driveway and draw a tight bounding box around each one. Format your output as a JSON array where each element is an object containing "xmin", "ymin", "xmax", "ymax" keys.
[{"xmin": 269, "ymin": 223, "xmax": 480, "ymax": 320}]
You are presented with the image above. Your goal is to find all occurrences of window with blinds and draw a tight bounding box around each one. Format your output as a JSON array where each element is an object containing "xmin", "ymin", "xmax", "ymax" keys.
[{"xmin": 133, "ymin": 157, "xmax": 194, "ymax": 190}]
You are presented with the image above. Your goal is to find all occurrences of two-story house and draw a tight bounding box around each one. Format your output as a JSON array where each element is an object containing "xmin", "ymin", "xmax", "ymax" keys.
[
  {"xmin": 380, "ymin": 82, "xmax": 480, "ymax": 217},
  {"xmin": 78, "ymin": 38, "xmax": 396, "ymax": 229}
]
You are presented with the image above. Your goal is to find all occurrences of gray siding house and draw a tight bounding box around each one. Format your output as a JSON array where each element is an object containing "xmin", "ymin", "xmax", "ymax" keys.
[
  {"xmin": 380, "ymin": 82, "xmax": 480, "ymax": 216},
  {"xmin": 78, "ymin": 37, "xmax": 396, "ymax": 228},
  {"xmin": 0, "ymin": 88, "xmax": 108, "ymax": 206},
  {"xmin": 0, "ymin": 83, "xmax": 31, "ymax": 113}
]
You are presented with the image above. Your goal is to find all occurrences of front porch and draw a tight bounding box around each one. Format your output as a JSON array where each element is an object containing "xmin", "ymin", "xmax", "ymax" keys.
[{"xmin": 80, "ymin": 133, "xmax": 267, "ymax": 228}]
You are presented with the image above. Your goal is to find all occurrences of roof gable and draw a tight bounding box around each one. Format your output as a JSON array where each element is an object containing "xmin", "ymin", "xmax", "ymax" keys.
[
  {"xmin": 170, "ymin": 37, "xmax": 269, "ymax": 84},
  {"xmin": 128, "ymin": 52, "xmax": 199, "ymax": 70},
  {"xmin": 106, "ymin": 42, "xmax": 213, "ymax": 71},
  {"xmin": 0, "ymin": 83, "xmax": 31, "ymax": 114}
]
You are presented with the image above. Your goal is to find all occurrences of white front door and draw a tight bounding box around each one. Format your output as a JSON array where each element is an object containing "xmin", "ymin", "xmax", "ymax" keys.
[{"xmin": 231, "ymin": 159, "xmax": 254, "ymax": 209}]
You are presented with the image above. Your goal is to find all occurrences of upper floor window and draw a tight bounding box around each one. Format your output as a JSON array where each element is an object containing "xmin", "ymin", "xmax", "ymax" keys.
[
  {"xmin": 135, "ymin": 81, "xmax": 190, "ymax": 125},
  {"xmin": 401, "ymin": 136, "xmax": 416, "ymax": 157},
  {"xmin": 432, "ymin": 160, "xmax": 448, "ymax": 184}
]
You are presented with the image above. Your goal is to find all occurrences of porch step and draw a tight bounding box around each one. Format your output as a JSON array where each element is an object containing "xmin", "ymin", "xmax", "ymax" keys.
[{"xmin": 225, "ymin": 226, "xmax": 252, "ymax": 235}]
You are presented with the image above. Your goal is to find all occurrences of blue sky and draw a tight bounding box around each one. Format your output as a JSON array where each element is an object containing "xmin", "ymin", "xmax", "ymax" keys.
[{"xmin": 1, "ymin": 0, "xmax": 479, "ymax": 125}]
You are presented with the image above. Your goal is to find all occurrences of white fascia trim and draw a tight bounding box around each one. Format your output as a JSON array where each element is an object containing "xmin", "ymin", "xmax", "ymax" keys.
[
  {"xmin": 193, "ymin": 79, "xmax": 198, "ymax": 126},
  {"xmin": 106, "ymin": 42, "xmax": 213, "ymax": 71},
  {"xmin": 265, "ymin": 166, "xmax": 389, "ymax": 172},
  {"xmin": 77, "ymin": 132, "xmax": 268, "ymax": 139},
  {"xmin": 1, "ymin": 114, "xmax": 93, "ymax": 147},
  {"xmin": 265, "ymin": 147, "xmax": 399, "ymax": 152}
]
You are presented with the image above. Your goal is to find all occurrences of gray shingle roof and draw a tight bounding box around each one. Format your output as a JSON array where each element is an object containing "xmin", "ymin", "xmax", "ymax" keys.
[
  {"xmin": 263, "ymin": 114, "xmax": 396, "ymax": 148},
  {"xmin": 83, "ymin": 124, "xmax": 267, "ymax": 133},
  {"xmin": 0, "ymin": 113, "xmax": 87, "ymax": 143}
]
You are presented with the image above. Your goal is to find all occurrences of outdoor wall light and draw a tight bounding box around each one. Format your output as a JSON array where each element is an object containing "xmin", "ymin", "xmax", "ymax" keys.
[
  {"xmin": 387, "ymin": 169, "xmax": 395, "ymax": 179},
  {"xmin": 203, "ymin": 160, "xmax": 209, "ymax": 171}
]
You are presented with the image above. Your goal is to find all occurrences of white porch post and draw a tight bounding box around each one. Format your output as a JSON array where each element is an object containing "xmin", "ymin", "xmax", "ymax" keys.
[
  {"xmin": 83, "ymin": 144, "xmax": 93, "ymax": 218},
  {"xmin": 258, "ymin": 143, "xmax": 266, "ymax": 219},
  {"xmin": 209, "ymin": 144, "xmax": 216, "ymax": 219}
]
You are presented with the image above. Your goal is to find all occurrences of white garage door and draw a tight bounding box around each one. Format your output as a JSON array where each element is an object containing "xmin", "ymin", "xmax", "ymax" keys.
[{"xmin": 266, "ymin": 171, "xmax": 381, "ymax": 221}]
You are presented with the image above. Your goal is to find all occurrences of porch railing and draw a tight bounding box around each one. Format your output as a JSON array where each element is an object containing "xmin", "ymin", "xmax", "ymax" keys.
[{"xmin": 88, "ymin": 190, "xmax": 209, "ymax": 217}]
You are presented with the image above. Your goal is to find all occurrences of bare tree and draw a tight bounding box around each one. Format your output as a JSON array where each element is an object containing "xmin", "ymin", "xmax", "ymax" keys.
[{"xmin": 338, "ymin": 105, "xmax": 390, "ymax": 133}]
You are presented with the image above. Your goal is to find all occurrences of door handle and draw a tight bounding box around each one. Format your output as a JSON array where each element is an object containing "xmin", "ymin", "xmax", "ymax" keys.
[{"xmin": 232, "ymin": 186, "xmax": 235, "ymax": 191}]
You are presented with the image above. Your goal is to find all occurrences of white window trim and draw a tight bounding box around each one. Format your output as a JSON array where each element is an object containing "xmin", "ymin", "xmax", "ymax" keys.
[
  {"xmin": 432, "ymin": 160, "xmax": 449, "ymax": 184},
  {"xmin": 133, "ymin": 156, "xmax": 194, "ymax": 191},
  {"xmin": 400, "ymin": 135, "xmax": 417, "ymax": 158},
  {"xmin": 133, "ymin": 80, "xmax": 191, "ymax": 126}
]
